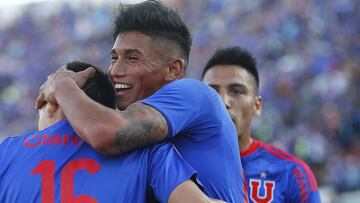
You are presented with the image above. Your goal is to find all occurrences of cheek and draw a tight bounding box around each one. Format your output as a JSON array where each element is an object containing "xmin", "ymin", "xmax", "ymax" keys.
[
  {"xmin": 133, "ymin": 64, "xmax": 150, "ymax": 75},
  {"xmin": 234, "ymin": 99, "xmax": 253, "ymax": 114},
  {"xmin": 135, "ymin": 73, "xmax": 150, "ymax": 86},
  {"xmin": 107, "ymin": 66, "xmax": 112, "ymax": 76},
  {"xmin": 108, "ymin": 63, "xmax": 117, "ymax": 74}
]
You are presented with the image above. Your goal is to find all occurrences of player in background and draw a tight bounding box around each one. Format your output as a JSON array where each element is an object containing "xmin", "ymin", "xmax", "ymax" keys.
[
  {"xmin": 202, "ymin": 46, "xmax": 321, "ymax": 203},
  {"xmin": 35, "ymin": 1, "xmax": 246, "ymax": 202},
  {"xmin": 0, "ymin": 61, "xmax": 222, "ymax": 203}
]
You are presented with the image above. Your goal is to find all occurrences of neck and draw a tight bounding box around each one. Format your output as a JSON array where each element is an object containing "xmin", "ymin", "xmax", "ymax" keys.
[
  {"xmin": 239, "ymin": 135, "xmax": 253, "ymax": 152},
  {"xmin": 39, "ymin": 117, "xmax": 63, "ymax": 131},
  {"xmin": 38, "ymin": 107, "xmax": 65, "ymax": 131}
]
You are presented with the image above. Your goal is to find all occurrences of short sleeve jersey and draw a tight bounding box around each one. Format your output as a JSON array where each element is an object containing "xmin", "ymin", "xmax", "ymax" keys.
[
  {"xmin": 241, "ymin": 139, "xmax": 321, "ymax": 203},
  {"xmin": 0, "ymin": 120, "xmax": 196, "ymax": 203},
  {"xmin": 141, "ymin": 79, "xmax": 246, "ymax": 203}
]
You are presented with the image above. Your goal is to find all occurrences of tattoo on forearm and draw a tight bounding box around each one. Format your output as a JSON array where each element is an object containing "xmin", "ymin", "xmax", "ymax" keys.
[{"xmin": 115, "ymin": 103, "xmax": 167, "ymax": 153}]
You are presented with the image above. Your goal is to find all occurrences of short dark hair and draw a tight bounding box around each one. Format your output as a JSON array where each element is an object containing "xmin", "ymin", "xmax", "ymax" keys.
[
  {"xmin": 66, "ymin": 61, "xmax": 116, "ymax": 109},
  {"xmin": 201, "ymin": 46, "xmax": 259, "ymax": 90},
  {"xmin": 113, "ymin": 0, "xmax": 191, "ymax": 65}
]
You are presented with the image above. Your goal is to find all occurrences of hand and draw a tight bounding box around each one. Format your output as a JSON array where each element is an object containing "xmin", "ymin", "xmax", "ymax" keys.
[{"xmin": 35, "ymin": 66, "xmax": 95, "ymax": 109}]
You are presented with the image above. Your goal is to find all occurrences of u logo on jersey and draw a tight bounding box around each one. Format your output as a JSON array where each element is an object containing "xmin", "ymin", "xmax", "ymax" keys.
[{"xmin": 249, "ymin": 179, "xmax": 275, "ymax": 203}]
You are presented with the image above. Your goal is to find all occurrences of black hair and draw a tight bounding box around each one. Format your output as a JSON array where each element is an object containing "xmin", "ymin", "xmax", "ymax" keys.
[
  {"xmin": 113, "ymin": 0, "xmax": 191, "ymax": 65},
  {"xmin": 201, "ymin": 46, "xmax": 259, "ymax": 90},
  {"xmin": 66, "ymin": 61, "xmax": 116, "ymax": 109}
]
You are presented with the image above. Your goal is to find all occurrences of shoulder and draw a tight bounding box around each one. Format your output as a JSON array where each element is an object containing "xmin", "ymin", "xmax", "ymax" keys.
[
  {"xmin": 167, "ymin": 79, "xmax": 206, "ymax": 88},
  {"xmin": 1, "ymin": 132, "xmax": 32, "ymax": 146},
  {"xmin": 260, "ymin": 141, "xmax": 301, "ymax": 163},
  {"xmin": 261, "ymin": 142, "xmax": 318, "ymax": 190},
  {"xmin": 261, "ymin": 142, "xmax": 308, "ymax": 166},
  {"xmin": 0, "ymin": 136, "xmax": 16, "ymax": 151},
  {"xmin": 142, "ymin": 79, "xmax": 219, "ymax": 111},
  {"xmin": 160, "ymin": 79, "xmax": 211, "ymax": 96},
  {"xmin": 0, "ymin": 132, "xmax": 33, "ymax": 162}
]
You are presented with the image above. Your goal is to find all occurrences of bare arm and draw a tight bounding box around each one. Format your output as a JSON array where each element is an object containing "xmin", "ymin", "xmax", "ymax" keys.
[
  {"xmin": 36, "ymin": 68, "xmax": 168, "ymax": 155},
  {"xmin": 169, "ymin": 180, "xmax": 226, "ymax": 203}
]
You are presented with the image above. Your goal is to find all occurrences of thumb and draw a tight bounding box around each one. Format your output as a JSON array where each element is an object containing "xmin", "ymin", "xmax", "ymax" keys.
[
  {"xmin": 81, "ymin": 67, "xmax": 96, "ymax": 79},
  {"xmin": 76, "ymin": 67, "xmax": 96, "ymax": 87}
]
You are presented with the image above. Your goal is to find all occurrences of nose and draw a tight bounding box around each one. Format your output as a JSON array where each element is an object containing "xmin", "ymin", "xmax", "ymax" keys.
[
  {"xmin": 108, "ymin": 60, "xmax": 126, "ymax": 78},
  {"xmin": 220, "ymin": 92, "xmax": 231, "ymax": 109}
]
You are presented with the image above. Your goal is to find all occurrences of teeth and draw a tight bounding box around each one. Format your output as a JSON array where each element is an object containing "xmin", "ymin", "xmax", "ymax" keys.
[{"xmin": 115, "ymin": 83, "xmax": 132, "ymax": 89}]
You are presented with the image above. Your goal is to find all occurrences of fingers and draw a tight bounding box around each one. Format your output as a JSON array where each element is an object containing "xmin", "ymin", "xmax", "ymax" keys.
[
  {"xmin": 81, "ymin": 67, "xmax": 96, "ymax": 79},
  {"xmin": 55, "ymin": 66, "xmax": 95, "ymax": 81},
  {"xmin": 47, "ymin": 73, "xmax": 55, "ymax": 81},
  {"xmin": 35, "ymin": 78, "xmax": 55, "ymax": 110},
  {"xmin": 35, "ymin": 89, "xmax": 45, "ymax": 110},
  {"xmin": 74, "ymin": 67, "xmax": 96, "ymax": 87},
  {"xmin": 35, "ymin": 66, "xmax": 95, "ymax": 110},
  {"xmin": 57, "ymin": 65, "xmax": 68, "ymax": 72}
]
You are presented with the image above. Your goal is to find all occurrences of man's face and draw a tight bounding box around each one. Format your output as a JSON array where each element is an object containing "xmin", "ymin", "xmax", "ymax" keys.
[
  {"xmin": 202, "ymin": 65, "xmax": 262, "ymax": 138},
  {"xmin": 108, "ymin": 31, "xmax": 168, "ymax": 110}
]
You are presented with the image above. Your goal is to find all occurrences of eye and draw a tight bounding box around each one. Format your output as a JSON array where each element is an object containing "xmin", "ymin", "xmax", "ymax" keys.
[
  {"xmin": 229, "ymin": 87, "xmax": 247, "ymax": 96},
  {"xmin": 127, "ymin": 55, "xmax": 139, "ymax": 63},
  {"xmin": 231, "ymin": 89, "xmax": 241, "ymax": 94},
  {"xmin": 111, "ymin": 55, "xmax": 118, "ymax": 63}
]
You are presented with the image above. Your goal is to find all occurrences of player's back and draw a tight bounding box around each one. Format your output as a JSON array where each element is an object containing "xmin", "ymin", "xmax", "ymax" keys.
[
  {"xmin": 241, "ymin": 139, "xmax": 321, "ymax": 203},
  {"xmin": 0, "ymin": 120, "xmax": 192, "ymax": 203}
]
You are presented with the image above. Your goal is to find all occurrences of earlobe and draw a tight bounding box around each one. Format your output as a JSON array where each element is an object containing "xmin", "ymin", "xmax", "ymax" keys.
[{"xmin": 46, "ymin": 103, "xmax": 59, "ymax": 118}]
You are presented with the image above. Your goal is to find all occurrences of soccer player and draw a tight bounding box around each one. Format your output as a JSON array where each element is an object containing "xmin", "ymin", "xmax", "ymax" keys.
[
  {"xmin": 0, "ymin": 61, "xmax": 220, "ymax": 203},
  {"xmin": 202, "ymin": 46, "xmax": 321, "ymax": 202},
  {"xmin": 35, "ymin": 1, "xmax": 246, "ymax": 202}
]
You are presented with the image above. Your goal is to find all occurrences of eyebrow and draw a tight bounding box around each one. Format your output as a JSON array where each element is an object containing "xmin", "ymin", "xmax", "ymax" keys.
[
  {"xmin": 228, "ymin": 83, "xmax": 247, "ymax": 89},
  {"xmin": 208, "ymin": 83, "xmax": 247, "ymax": 88},
  {"xmin": 111, "ymin": 48, "xmax": 143, "ymax": 55}
]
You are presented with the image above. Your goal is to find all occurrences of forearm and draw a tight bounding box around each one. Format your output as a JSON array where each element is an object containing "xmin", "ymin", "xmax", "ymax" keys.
[
  {"xmin": 54, "ymin": 79, "xmax": 124, "ymax": 154},
  {"xmin": 54, "ymin": 79, "xmax": 168, "ymax": 155}
]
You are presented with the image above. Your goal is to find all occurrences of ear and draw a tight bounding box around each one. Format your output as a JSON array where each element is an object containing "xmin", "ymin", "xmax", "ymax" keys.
[
  {"xmin": 165, "ymin": 59, "xmax": 185, "ymax": 81},
  {"xmin": 253, "ymin": 96, "xmax": 262, "ymax": 117},
  {"xmin": 45, "ymin": 103, "xmax": 60, "ymax": 118}
]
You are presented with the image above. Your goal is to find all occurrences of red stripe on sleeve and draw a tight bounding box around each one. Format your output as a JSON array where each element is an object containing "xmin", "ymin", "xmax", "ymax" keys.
[{"xmin": 262, "ymin": 144, "xmax": 318, "ymax": 191}]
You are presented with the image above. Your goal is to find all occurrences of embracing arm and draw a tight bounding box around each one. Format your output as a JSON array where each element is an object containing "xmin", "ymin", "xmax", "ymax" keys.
[{"xmin": 41, "ymin": 75, "xmax": 168, "ymax": 156}]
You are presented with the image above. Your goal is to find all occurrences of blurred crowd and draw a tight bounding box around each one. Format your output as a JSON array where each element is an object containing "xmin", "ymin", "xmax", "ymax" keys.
[{"xmin": 0, "ymin": 0, "xmax": 359, "ymax": 194}]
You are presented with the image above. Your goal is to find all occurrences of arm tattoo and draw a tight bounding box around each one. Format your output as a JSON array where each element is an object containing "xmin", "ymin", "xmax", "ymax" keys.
[{"xmin": 115, "ymin": 103, "xmax": 168, "ymax": 153}]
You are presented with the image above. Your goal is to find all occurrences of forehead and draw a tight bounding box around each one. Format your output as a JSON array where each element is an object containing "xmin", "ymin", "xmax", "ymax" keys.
[
  {"xmin": 112, "ymin": 31, "xmax": 155, "ymax": 54},
  {"xmin": 203, "ymin": 65, "xmax": 255, "ymax": 86}
]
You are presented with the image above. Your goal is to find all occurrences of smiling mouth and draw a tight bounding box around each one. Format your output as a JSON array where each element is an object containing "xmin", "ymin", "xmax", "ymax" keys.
[{"xmin": 114, "ymin": 83, "xmax": 132, "ymax": 93}]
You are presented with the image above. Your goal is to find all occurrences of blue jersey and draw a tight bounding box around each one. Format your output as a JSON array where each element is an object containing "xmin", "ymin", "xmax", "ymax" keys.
[
  {"xmin": 141, "ymin": 79, "xmax": 247, "ymax": 203},
  {"xmin": 0, "ymin": 120, "xmax": 196, "ymax": 203},
  {"xmin": 241, "ymin": 139, "xmax": 321, "ymax": 203}
]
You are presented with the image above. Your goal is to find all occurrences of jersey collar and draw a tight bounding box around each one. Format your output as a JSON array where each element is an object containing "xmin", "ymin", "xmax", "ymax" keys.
[{"xmin": 240, "ymin": 139, "xmax": 262, "ymax": 157}]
